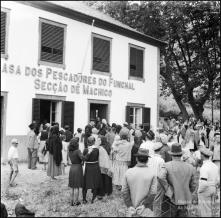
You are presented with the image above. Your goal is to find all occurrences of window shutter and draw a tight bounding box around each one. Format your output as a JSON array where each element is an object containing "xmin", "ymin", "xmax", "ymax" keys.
[
  {"xmin": 125, "ymin": 106, "xmax": 131, "ymax": 124},
  {"xmin": 93, "ymin": 37, "xmax": 110, "ymax": 73},
  {"xmin": 142, "ymin": 107, "xmax": 150, "ymax": 132},
  {"xmin": 1, "ymin": 11, "xmax": 6, "ymax": 54},
  {"xmin": 40, "ymin": 22, "xmax": 64, "ymax": 64},
  {"xmin": 62, "ymin": 101, "xmax": 74, "ymax": 133},
  {"xmin": 129, "ymin": 47, "xmax": 143, "ymax": 78},
  {"xmin": 32, "ymin": 98, "xmax": 40, "ymax": 124}
]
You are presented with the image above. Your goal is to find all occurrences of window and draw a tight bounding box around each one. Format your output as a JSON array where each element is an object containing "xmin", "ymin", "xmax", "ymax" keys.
[
  {"xmin": 92, "ymin": 33, "xmax": 111, "ymax": 75},
  {"xmin": 129, "ymin": 44, "xmax": 144, "ymax": 80},
  {"xmin": 39, "ymin": 18, "xmax": 66, "ymax": 68},
  {"xmin": 126, "ymin": 105, "xmax": 150, "ymax": 131},
  {"xmin": 128, "ymin": 107, "xmax": 142, "ymax": 128},
  {"xmin": 1, "ymin": 8, "xmax": 10, "ymax": 58}
]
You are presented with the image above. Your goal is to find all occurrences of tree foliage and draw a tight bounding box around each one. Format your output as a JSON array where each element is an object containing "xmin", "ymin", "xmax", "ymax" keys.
[{"xmin": 83, "ymin": 1, "xmax": 220, "ymax": 120}]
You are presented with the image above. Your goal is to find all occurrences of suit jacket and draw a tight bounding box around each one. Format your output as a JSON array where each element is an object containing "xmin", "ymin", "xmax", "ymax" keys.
[{"xmin": 158, "ymin": 160, "xmax": 197, "ymax": 205}]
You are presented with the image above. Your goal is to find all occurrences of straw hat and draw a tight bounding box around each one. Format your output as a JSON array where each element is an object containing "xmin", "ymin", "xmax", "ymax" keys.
[
  {"xmin": 199, "ymin": 147, "xmax": 213, "ymax": 157},
  {"xmin": 153, "ymin": 142, "xmax": 163, "ymax": 151},
  {"xmin": 134, "ymin": 148, "xmax": 150, "ymax": 157},
  {"xmin": 11, "ymin": 138, "xmax": 19, "ymax": 144}
]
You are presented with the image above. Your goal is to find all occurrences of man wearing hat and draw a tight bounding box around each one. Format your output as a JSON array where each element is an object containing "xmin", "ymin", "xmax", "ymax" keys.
[
  {"xmin": 122, "ymin": 148, "xmax": 156, "ymax": 217},
  {"xmin": 8, "ymin": 138, "xmax": 19, "ymax": 187},
  {"xmin": 140, "ymin": 130, "xmax": 155, "ymax": 157},
  {"xmin": 158, "ymin": 143, "xmax": 197, "ymax": 217},
  {"xmin": 198, "ymin": 147, "xmax": 219, "ymax": 217}
]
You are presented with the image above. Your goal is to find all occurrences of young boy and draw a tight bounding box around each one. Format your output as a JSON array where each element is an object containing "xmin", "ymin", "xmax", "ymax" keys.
[{"xmin": 8, "ymin": 138, "xmax": 19, "ymax": 187}]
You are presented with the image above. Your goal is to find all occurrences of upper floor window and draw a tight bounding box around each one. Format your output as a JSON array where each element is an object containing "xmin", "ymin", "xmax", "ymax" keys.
[
  {"xmin": 92, "ymin": 33, "xmax": 111, "ymax": 75},
  {"xmin": 39, "ymin": 18, "xmax": 66, "ymax": 68},
  {"xmin": 1, "ymin": 8, "xmax": 10, "ymax": 58},
  {"xmin": 129, "ymin": 44, "xmax": 144, "ymax": 80}
]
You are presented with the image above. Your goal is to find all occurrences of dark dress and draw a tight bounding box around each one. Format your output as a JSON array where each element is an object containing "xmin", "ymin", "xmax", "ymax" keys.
[
  {"xmin": 83, "ymin": 148, "xmax": 101, "ymax": 189},
  {"xmin": 68, "ymin": 149, "xmax": 84, "ymax": 188}
]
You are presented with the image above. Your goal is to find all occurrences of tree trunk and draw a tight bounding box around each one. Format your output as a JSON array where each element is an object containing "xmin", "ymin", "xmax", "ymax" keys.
[
  {"xmin": 170, "ymin": 88, "xmax": 189, "ymax": 121},
  {"xmin": 190, "ymin": 104, "xmax": 204, "ymax": 121}
]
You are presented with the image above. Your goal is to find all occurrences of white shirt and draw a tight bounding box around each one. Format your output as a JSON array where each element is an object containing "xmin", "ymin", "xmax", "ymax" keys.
[
  {"xmin": 140, "ymin": 140, "xmax": 155, "ymax": 157},
  {"xmin": 8, "ymin": 146, "xmax": 19, "ymax": 161},
  {"xmin": 199, "ymin": 160, "xmax": 219, "ymax": 188},
  {"xmin": 147, "ymin": 153, "xmax": 165, "ymax": 176}
]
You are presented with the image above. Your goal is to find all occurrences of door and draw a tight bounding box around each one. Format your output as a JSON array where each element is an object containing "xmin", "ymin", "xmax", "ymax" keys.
[
  {"xmin": 62, "ymin": 101, "xmax": 75, "ymax": 133},
  {"xmin": 142, "ymin": 107, "xmax": 151, "ymax": 132}
]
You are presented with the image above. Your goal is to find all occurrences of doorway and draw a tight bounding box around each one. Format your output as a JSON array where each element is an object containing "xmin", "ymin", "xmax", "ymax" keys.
[
  {"xmin": 32, "ymin": 99, "xmax": 61, "ymax": 126},
  {"xmin": 88, "ymin": 99, "xmax": 110, "ymax": 123}
]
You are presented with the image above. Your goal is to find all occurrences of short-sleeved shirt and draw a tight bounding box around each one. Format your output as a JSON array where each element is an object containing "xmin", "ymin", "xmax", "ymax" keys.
[
  {"xmin": 199, "ymin": 160, "xmax": 219, "ymax": 185},
  {"xmin": 8, "ymin": 146, "xmax": 19, "ymax": 160}
]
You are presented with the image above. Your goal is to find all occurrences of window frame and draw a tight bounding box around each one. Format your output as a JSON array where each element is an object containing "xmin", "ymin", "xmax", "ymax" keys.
[
  {"xmin": 1, "ymin": 7, "xmax": 10, "ymax": 59},
  {"xmin": 127, "ymin": 102, "xmax": 144, "ymax": 128},
  {"xmin": 91, "ymin": 33, "xmax": 112, "ymax": 76},
  {"xmin": 128, "ymin": 43, "xmax": 145, "ymax": 82},
  {"xmin": 38, "ymin": 17, "xmax": 67, "ymax": 69}
]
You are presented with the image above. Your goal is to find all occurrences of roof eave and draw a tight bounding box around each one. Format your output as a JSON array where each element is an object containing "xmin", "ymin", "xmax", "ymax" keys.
[{"xmin": 17, "ymin": 1, "xmax": 167, "ymax": 47}]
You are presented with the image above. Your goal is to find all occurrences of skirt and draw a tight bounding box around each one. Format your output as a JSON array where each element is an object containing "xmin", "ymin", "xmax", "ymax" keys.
[
  {"xmin": 47, "ymin": 153, "xmax": 62, "ymax": 177},
  {"xmin": 38, "ymin": 141, "xmax": 46, "ymax": 163},
  {"xmin": 69, "ymin": 164, "xmax": 83, "ymax": 188},
  {"xmin": 83, "ymin": 163, "xmax": 101, "ymax": 189},
  {"xmin": 112, "ymin": 160, "xmax": 128, "ymax": 186},
  {"xmin": 97, "ymin": 173, "xmax": 113, "ymax": 196}
]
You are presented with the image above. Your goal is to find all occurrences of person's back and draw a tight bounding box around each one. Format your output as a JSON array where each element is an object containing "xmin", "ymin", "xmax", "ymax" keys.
[
  {"xmin": 140, "ymin": 140, "xmax": 155, "ymax": 157},
  {"xmin": 164, "ymin": 160, "xmax": 196, "ymax": 205},
  {"xmin": 124, "ymin": 165, "xmax": 156, "ymax": 208}
]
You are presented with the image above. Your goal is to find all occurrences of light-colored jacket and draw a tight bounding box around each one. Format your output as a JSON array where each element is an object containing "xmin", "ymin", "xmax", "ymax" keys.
[
  {"xmin": 158, "ymin": 160, "xmax": 197, "ymax": 205},
  {"xmin": 26, "ymin": 130, "xmax": 38, "ymax": 149}
]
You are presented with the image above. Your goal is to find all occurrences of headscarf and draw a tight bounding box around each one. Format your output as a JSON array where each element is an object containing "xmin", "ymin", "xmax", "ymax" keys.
[
  {"xmin": 48, "ymin": 126, "xmax": 62, "ymax": 166},
  {"xmin": 100, "ymin": 135, "xmax": 111, "ymax": 155}
]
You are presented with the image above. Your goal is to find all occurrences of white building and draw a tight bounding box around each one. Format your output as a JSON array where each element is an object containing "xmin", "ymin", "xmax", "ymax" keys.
[{"xmin": 1, "ymin": 1, "xmax": 166, "ymax": 161}]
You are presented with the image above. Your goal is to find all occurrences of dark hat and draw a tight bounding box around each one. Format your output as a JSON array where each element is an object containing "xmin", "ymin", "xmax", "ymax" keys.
[
  {"xmin": 64, "ymin": 125, "xmax": 70, "ymax": 130},
  {"xmin": 168, "ymin": 143, "xmax": 184, "ymax": 156},
  {"xmin": 28, "ymin": 123, "xmax": 35, "ymax": 129},
  {"xmin": 134, "ymin": 148, "xmax": 150, "ymax": 157},
  {"xmin": 146, "ymin": 130, "xmax": 155, "ymax": 140},
  {"xmin": 15, "ymin": 203, "xmax": 35, "ymax": 217}
]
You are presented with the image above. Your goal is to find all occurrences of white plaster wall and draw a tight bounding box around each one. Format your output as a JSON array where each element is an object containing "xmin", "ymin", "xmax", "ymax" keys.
[{"xmin": 1, "ymin": 1, "xmax": 159, "ymax": 135}]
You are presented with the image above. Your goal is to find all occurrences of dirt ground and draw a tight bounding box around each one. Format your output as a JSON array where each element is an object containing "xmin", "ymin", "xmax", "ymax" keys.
[
  {"xmin": 1, "ymin": 163, "xmax": 127, "ymax": 217},
  {"xmin": 1, "ymin": 163, "xmax": 220, "ymax": 217}
]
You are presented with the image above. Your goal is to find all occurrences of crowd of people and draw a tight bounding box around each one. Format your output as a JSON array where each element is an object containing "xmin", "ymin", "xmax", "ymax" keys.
[{"xmin": 5, "ymin": 116, "xmax": 220, "ymax": 217}]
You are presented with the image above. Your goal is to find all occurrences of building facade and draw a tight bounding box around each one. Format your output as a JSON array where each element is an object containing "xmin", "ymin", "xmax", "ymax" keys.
[{"xmin": 1, "ymin": 1, "xmax": 166, "ymax": 161}]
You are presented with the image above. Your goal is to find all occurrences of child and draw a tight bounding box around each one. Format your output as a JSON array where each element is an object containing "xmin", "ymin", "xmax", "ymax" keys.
[
  {"xmin": 61, "ymin": 134, "xmax": 68, "ymax": 175},
  {"xmin": 8, "ymin": 138, "xmax": 19, "ymax": 187}
]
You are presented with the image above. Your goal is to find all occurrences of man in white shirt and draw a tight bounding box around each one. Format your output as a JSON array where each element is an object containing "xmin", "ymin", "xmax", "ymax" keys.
[
  {"xmin": 198, "ymin": 147, "xmax": 219, "ymax": 217},
  {"xmin": 140, "ymin": 130, "xmax": 155, "ymax": 157},
  {"xmin": 8, "ymin": 138, "xmax": 19, "ymax": 187}
]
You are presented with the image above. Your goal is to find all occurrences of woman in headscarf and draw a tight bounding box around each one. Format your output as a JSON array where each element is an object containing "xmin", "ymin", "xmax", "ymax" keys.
[
  {"xmin": 46, "ymin": 126, "xmax": 62, "ymax": 180},
  {"xmin": 68, "ymin": 137, "xmax": 84, "ymax": 206},
  {"xmin": 111, "ymin": 128, "xmax": 133, "ymax": 190},
  {"xmin": 97, "ymin": 135, "xmax": 113, "ymax": 198}
]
